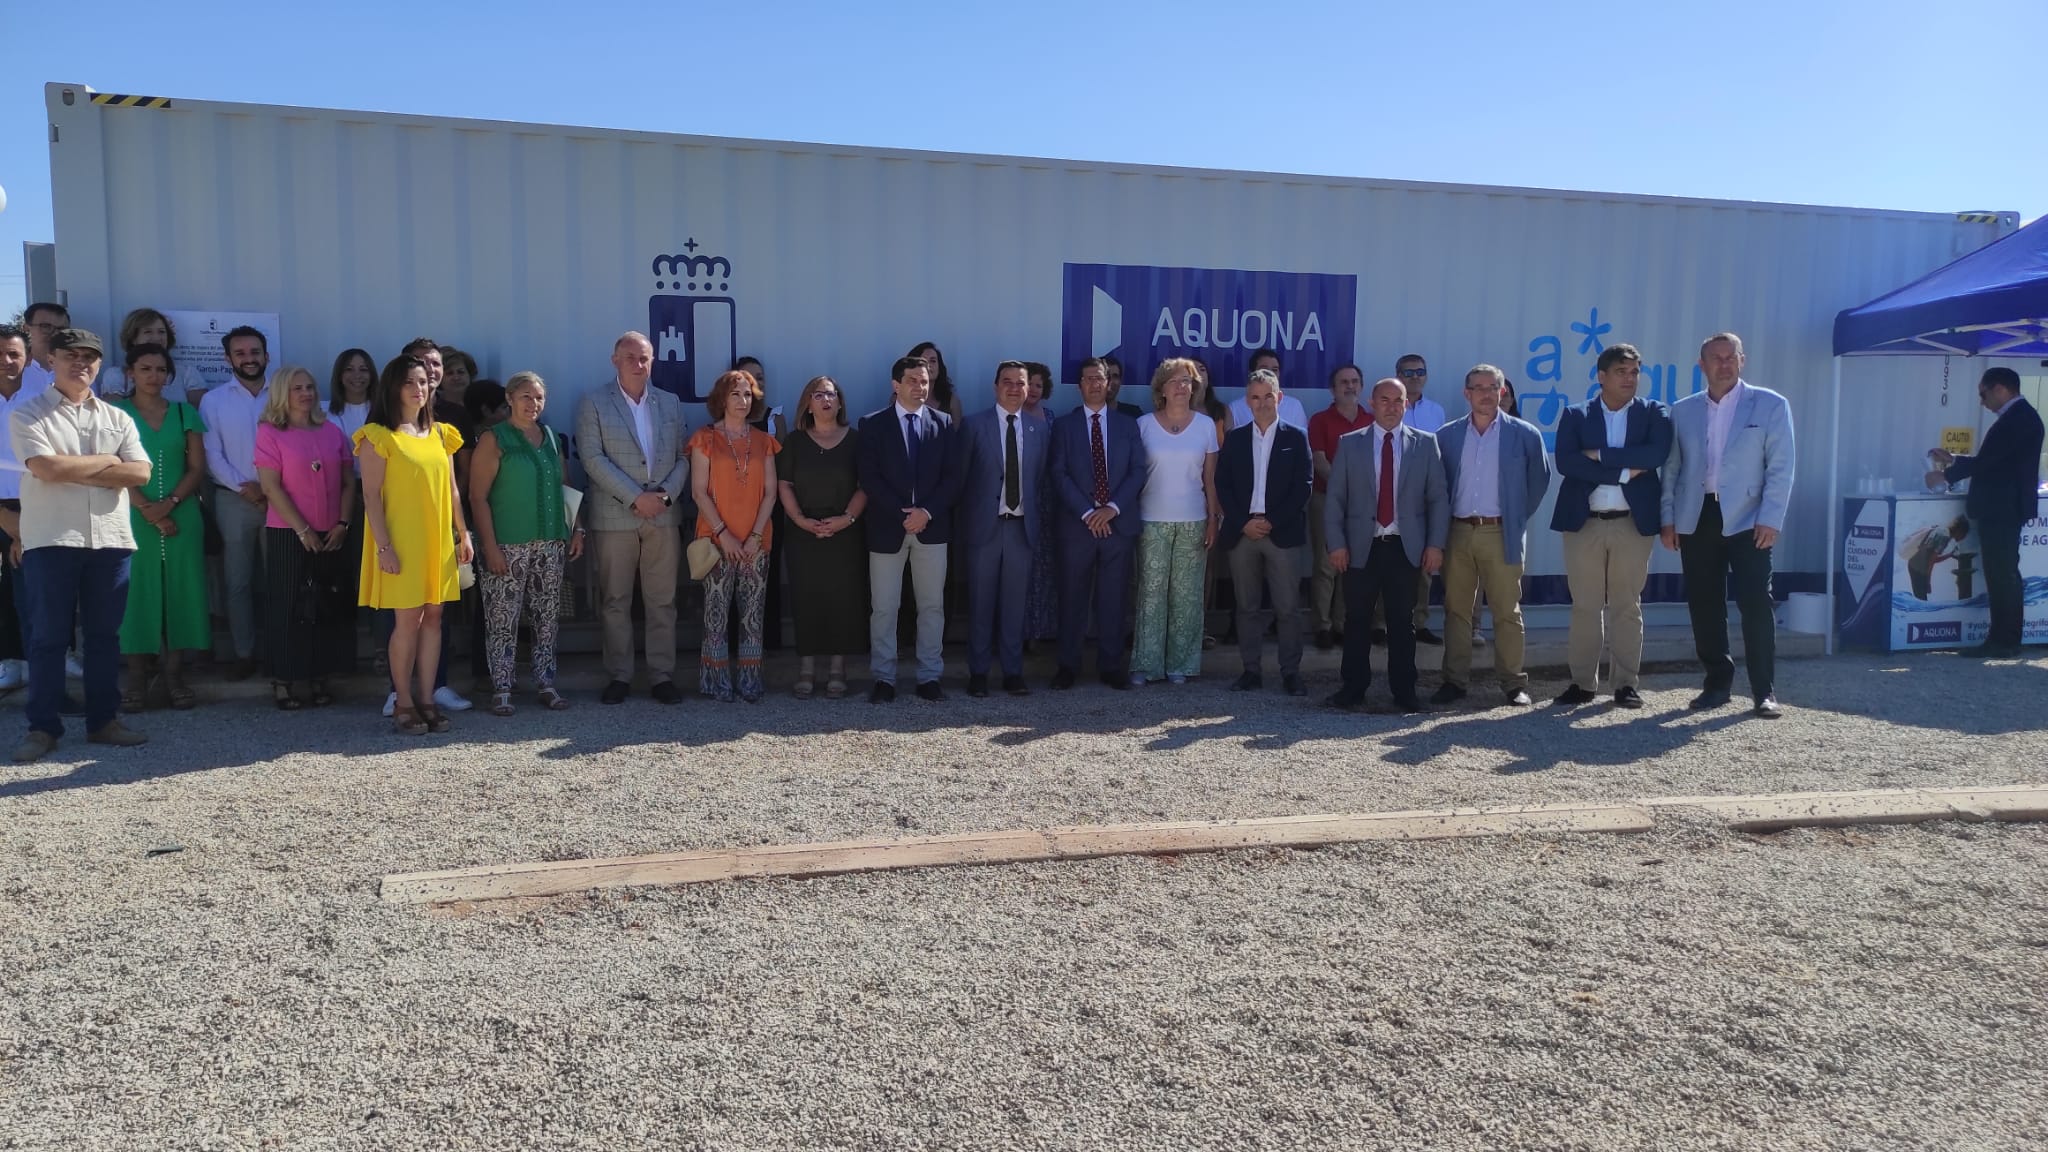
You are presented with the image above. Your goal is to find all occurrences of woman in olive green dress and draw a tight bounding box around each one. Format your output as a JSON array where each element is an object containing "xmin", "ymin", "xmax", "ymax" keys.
[{"xmin": 113, "ymin": 344, "xmax": 209, "ymax": 710}]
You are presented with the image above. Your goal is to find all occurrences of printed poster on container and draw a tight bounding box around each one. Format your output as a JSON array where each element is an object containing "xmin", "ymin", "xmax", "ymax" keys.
[
  {"xmin": 1060, "ymin": 263, "xmax": 1357, "ymax": 393},
  {"xmin": 160, "ymin": 310, "xmax": 282, "ymax": 394}
]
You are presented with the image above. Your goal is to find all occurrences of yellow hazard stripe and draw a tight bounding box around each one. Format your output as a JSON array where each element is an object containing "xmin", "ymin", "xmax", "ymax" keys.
[
  {"xmin": 89, "ymin": 93, "xmax": 173, "ymax": 109},
  {"xmin": 1954, "ymin": 212, "xmax": 2002, "ymax": 224}
]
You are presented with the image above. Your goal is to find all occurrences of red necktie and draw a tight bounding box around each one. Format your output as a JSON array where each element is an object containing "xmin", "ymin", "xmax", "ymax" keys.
[
  {"xmin": 1090, "ymin": 412, "xmax": 1110, "ymax": 506},
  {"xmin": 1377, "ymin": 429, "xmax": 1395, "ymax": 528}
]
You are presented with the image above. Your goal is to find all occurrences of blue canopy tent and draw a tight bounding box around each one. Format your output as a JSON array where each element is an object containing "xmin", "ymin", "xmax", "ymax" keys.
[{"xmin": 1826, "ymin": 213, "xmax": 2045, "ymax": 650}]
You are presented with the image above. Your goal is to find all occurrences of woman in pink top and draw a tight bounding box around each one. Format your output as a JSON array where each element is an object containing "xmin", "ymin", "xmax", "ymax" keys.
[{"xmin": 254, "ymin": 366, "xmax": 356, "ymax": 709}]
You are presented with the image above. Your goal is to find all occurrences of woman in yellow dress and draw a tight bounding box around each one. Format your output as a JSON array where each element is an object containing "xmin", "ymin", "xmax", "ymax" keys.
[{"xmin": 355, "ymin": 354, "xmax": 472, "ymax": 735}]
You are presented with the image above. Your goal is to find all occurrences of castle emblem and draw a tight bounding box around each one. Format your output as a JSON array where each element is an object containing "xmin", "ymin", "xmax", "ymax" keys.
[{"xmin": 647, "ymin": 239, "xmax": 736, "ymax": 402}]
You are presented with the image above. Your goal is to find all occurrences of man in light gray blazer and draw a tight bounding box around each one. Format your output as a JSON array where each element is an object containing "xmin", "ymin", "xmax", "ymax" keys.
[
  {"xmin": 956, "ymin": 361, "xmax": 1048, "ymax": 698},
  {"xmin": 575, "ymin": 332, "xmax": 690, "ymax": 706},
  {"xmin": 1324, "ymin": 377, "xmax": 1448, "ymax": 712},
  {"xmin": 1433, "ymin": 365, "xmax": 1554, "ymax": 707},
  {"xmin": 1660, "ymin": 331, "xmax": 1795, "ymax": 719}
]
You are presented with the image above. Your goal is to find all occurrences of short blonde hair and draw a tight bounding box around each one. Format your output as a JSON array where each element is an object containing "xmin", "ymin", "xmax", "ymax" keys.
[
  {"xmin": 504, "ymin": 370, "xmax": 546, "ymax": 398},
  {"xmin": 1148, "ymin": 357, "xmax": 1203, "ymax": 411},
  {"xmin": 261, "ymin": 365, "xmax": 326, "ymax": 429}
]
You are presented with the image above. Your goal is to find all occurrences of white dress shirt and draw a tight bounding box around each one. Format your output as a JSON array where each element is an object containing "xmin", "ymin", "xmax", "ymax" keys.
[
  {"xmin": 199, "ymin": 377, "xmax": 270, "ymax": 490},
  {"xmin": 1366, "ymin": 423, "xmax": 1404, "ymax": 537},
  {"xmin": 1228, "ymin": 394, "xmax": 1310, "ymax": 434},
  {"xmin": 0, "ymin": 375, "xmax": 51, "ymax": 500},
  {"xmin": 1588, "ymin": 401, "xmax": 1633, "ymax": 513},
  {"xmin": 1704, "ymin": 378, "xmax": 1747, "ymax": 496},
  {"xmin": 22, "ymin": 362, "xmax": 55, "ymax": 399},
  {"xmin": 1077, "ymin": 402, "xmax": 1120, "ymax": 519},
  {"xmin": 621, "ymin": 383, "xmax": 656, "ymax": 483},
  {"xmin": 1248, "ymin": 418, "xmax": 1278, "ymax": 515}
]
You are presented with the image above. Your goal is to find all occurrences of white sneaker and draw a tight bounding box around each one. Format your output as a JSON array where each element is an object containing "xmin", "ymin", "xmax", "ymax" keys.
[
  {"xmin": 433, "ymin": 686, "xmax": 474, "ymax": 712},
  {"xmin": 64, "ymin": 650, "xmax": 84, "ymax": 679},
  {"xmin": 0, "ymin": 660, "xmax": 23, "ymax": 691},
  {"xmin": 382, "ymin": 692, "xmax": 398, "ymax": 718}
]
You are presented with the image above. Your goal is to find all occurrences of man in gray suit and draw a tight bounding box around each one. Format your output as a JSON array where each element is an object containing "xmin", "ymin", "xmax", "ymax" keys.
[
  {"xmin": 1433, "ymin": 365, "xmax": 1553, "ymax": 707},
  {"xmin": 575, "ymin": 332, "xmax": 690, "ymax": 706},
  {"xmin": 1324, "ymin": 377, "xmax": 1448, "ymax": 712},
  {"xmin": 1661, "ymin": 332, "xmax": 1796, "ymax": 718},
  {"xmin": 958, "ymin": 360, "xmax": 1048, "ymax": 698}
]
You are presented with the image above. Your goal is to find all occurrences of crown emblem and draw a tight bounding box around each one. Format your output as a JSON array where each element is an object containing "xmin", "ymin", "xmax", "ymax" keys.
[{"xmin": 651, "ymin": 239, "xmax": 732, "ymax": 292}]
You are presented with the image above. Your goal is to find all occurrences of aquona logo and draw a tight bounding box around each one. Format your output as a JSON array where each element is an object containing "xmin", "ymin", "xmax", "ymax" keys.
[{"xmin": 647, "ymin": 238, "xmax": 736, "ymax": 402}]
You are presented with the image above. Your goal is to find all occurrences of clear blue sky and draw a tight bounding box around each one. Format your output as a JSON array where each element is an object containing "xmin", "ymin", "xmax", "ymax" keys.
[{"xmin": 4, "ymin": 0, "xmax": 2041, "ymax": 315}]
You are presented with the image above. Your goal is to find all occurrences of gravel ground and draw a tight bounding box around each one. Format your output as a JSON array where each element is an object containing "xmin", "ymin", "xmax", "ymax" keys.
[{"xmin": 2, "ymin": 650, "xmax": 2045, "ymax": 1150}]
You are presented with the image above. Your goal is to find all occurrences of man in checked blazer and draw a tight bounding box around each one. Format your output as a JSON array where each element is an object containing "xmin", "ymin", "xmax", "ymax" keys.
[
  {"xmin": 1323, "ymin": 377, "xmax": 1449, "ymax": 712},
  {"xmin": 575, "ymin": 332, "xmax": 690, "ymax": 706}
]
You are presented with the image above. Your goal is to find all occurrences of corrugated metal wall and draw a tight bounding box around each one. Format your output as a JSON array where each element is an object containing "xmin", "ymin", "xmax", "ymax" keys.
[{"xmin": 47, "ymin": 83, "xmax": 2010, "ymax": 592}]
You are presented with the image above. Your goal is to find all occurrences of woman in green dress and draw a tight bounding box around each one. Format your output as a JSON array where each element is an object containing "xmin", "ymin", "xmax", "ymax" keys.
[{"xmin": 113, "ymin": 344, "xmax": 209, "ymax": 710}]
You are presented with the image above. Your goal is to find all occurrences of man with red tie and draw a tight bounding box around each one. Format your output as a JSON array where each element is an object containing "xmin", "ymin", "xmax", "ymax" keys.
[
  {"xmin": 1047, "ymin": 357, "xmax": 1148, "ymax": 689},
  {"xmin": 1322, "ymin": 378, "xmax": 1448, "ymax": 712}
]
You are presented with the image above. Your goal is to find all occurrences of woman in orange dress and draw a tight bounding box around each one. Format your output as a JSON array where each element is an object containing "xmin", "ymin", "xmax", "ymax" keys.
[{"xmin": 689, "ymin": 369, "xmax": 781, "ymax": 702}]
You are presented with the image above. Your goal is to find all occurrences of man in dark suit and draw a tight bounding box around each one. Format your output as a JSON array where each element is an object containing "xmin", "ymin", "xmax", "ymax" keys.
[
  {"xmin": 1928, "ymin": 366, "xmax": 2044, "ymax": 657},
  {"xmin": 1048, "ymin": 356, "xmax": 1148, "ymax": 689},
  {"xmin": 1323, "ymin": 378, "xmax": 1448, "ymax": 712},
  {"xmin": 857, "ymin": 355, "xmax": 962, "ymax": 702},
  {"xmin": 958, "ymin": 360, "xmax": 1048, "ymax": 697},
  {"xmin": 1216, "ymin": 370, "xmax": 1313, "ymax": 695},
  {"xmin": 1551, "ymin": 343, "xmax": 1672, "ymax": 709}
]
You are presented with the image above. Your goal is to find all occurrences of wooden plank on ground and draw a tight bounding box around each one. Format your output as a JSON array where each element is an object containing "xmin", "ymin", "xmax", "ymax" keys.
[
  {"xmin": 1642, "ymin": 785, "xmax": 2048, "ymax": 832},
  {"xmin": 379, "ymin": 801, "xmax": 1654, "ymax": 905}
]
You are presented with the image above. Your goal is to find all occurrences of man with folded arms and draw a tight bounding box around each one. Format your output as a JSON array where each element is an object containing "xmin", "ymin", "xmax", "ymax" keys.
[
  {"xmin": 1432, "ymin": 365, "xmax": 1552, "ymax": 707},
  {"xmin": 10, "ymin": 329, "xmax": 152, "ymax": 762}
]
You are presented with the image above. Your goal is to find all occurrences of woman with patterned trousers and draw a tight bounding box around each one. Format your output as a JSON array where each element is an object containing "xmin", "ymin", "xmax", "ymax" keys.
[
  {"xmin": 1131, "ymin": 357, "xmax": 1220, "ymax": 685},
  {"xmin": 467, "ymin": 372, "xmax": 579, "ymax": 716},
  {"xmin": 689, "ymin": 369, "xmax": 781, "ymax": 702}
]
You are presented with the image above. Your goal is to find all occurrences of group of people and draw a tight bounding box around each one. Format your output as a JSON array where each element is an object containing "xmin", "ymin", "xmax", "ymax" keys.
[{"xmin": 10, "ymin": 299, "xmax": 2036, "ymax": 761}]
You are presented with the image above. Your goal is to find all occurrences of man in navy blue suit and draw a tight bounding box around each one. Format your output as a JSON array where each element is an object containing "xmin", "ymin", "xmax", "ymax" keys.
[
  {"xmin": 957, "ymin": 360, "xmax": 1048, "ymax": 697},
  {"xmin": 1550, "ymin": 344, "xmax": 1672, "ymax": 709},
  {"xmin": 1048, "ymin": 357, "xmax": 1148, "ymax": 689},
  {"xmin": 857, "ymin": 355, "xmax": 962, "ymax": 702},
  {"xmin": 1215, "ymin": 370, "xmax": 1313, "ymax": 695},
  {"xmin": 1928, "ymin": 366, "xmax": 2045, "ymax": 657}
]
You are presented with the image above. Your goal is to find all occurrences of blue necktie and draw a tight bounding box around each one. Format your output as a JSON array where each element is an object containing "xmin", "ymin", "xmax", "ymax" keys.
[{"xmin": 904, "ymin": 411, "xmax": 922, "ymax": 500}]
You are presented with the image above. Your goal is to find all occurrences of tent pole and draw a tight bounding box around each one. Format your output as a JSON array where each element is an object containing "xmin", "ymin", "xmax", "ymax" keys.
[{"xmin": 1824, "ymin": 356, "xmax": 1842, "ymax": 656}]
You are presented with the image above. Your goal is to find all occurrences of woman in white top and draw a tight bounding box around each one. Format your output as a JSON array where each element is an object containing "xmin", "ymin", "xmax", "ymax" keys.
[
  {"xmin": 1132, "ymin": 357, "xmax": 1220, "ymax": 684},
  {"xmin": 101, "ymin": 309, "xmax": 202, "ymax": 401},
  {"xmin": 327, "ymin": 348, "xmax": 376, "ymax": 440}
]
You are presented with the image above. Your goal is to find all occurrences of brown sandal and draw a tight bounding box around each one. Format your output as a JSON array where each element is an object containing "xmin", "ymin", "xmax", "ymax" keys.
[
  {"xmin": 422, "ymin": 708, "xmax": 452, "ymax": 734},
  {"xmin": 392, "ymin": 705, "xmax": 428, "ymax": 736}
]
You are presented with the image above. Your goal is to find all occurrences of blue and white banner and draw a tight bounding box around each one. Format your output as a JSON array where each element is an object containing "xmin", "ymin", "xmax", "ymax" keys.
[{"xmin": 1061, "ymin": 263, "xmax": 1357, "ymax": 393}]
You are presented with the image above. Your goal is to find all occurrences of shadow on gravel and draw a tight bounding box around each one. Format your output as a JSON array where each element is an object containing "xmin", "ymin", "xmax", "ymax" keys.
[
  {"xmin": 1379, "ymin": 705, "xmax": 1750, "ymax": 775},
  {"xmin": 1784, "ymin": 651, "xmax": 2048, "ymax": 735}
]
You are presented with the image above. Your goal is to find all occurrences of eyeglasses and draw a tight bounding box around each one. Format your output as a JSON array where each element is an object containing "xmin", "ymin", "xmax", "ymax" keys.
[
  {"xmin": 26, "ymin": 322, "xmax": 61, "ymax": 332},
  {"xmin": 1396, "ymin": 368, "xmax": 1428, "ymax": 378}
]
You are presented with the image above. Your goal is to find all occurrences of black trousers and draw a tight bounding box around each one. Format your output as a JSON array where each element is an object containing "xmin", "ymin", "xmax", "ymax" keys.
[
  {"xmin": 1679, "ymin": 496, "xmax": 1776, "ymax": 699},
  {"xmin": 1979, "ymin": 516, "xmax": 2023, "ymax": 648},
  {"xmin": 1340, "ymin": 535, "xmax": 1418, "ymax": 700}
]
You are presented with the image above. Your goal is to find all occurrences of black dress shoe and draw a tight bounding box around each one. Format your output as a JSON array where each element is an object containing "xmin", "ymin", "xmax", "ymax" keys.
[
  {"xmin": 1689, "ymin": 686, "xmax": 1732, "ymax": 711},
  {"xmin": 1103, "ymin": 671, "xmax": 1131, "ymax": 691},
  {"xmin": 1554, "ymin": 684, "xmax": 1597, "ymax": 706},
  {"xmin": 651, "ymin": 680, "xmax": 682, "ymax": 706},
  {"xmin": 1230, "ymin": 671, "xmax": 1263, "ymax": 692},
  {"xmin": 1504, "ymin": 688, "xmax": 1533, "ymax": 707},
  {"xmin": 1313, "ymin": 629, "xmax": 1336, "ymax": 651},
  {"xmin": 869, "ymin": 681, "xmax": 896, "ymax": 704},
  {"xmin": 1430, "ymin": 682, "xmax": 1467, "ymax": 705},
  {"xmin": 1613, "ymin": 686, "xmax": 1644, "ymax": 709},
  {"xmin": 1323, "ymin": 690, "xmax": 1364, "ymax": 709},
  {"xmin": 1050, "ymin": 667, "xmax": 1076, "ymax": 690},
  {"xmin": 1752, "ymin": 695, "xmax": 1784, "ymax": 719},
  {"xmin": 1283, "ymin": 674, "xmax": 1306, "ymax": 697},
  {"xmin": 1003, "ymin": 674, "xmax": 1030, "ymax": 696},
  {"xmin": 1370, "ymin": 628, "xmax": 1388, "ymax": 647},
  {"xmin": 1392, "ymin": 695, "xmax": 1424, "ymax": 713},
  {"xmin": 967, "ymin": 674, "xmax": 990, "ymax": 698},
  {"xmin": 915, "ymin": 680, "xmax": 946, "ymax": 702},
  {"xmin": 1414, "ymin": 628, "xmax": 1443, "ymax": 646},
  {"xmin": 600, "ymin": 680, "xmax": 630, "ymax": 705}
]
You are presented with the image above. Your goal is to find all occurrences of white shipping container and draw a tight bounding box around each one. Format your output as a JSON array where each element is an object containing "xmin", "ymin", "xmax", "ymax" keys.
[{"xmin": 44, "ymin": 81, "xmax": 2015, "ymax": 601}]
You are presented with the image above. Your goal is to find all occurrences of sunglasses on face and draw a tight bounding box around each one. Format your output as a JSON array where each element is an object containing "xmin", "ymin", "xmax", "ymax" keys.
[{"xmin": 1397, "ymin": 368, "xmax": 1428, "ymax": 378}]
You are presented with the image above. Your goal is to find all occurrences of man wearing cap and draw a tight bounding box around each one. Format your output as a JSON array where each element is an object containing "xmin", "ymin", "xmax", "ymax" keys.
[{"xmin": 9, "ymin": 329, "xmax": 152, "ymax": 762}]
